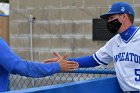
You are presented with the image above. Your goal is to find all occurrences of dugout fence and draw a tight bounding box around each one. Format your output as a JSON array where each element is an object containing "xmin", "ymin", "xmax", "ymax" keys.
[{"xmin": 10, "ymin": 66, "xmax": 115, "ymax": 91}]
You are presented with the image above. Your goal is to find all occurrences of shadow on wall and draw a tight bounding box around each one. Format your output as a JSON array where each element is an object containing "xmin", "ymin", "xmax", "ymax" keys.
[{"xmin": 6, "ymin": 76, "xmax": 123, "ymax": 93}]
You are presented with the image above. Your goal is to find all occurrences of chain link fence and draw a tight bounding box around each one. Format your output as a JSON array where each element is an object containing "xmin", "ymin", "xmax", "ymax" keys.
[{"xmin": 10, "ymin": 65, "xmax": 115, "ymax": 91}]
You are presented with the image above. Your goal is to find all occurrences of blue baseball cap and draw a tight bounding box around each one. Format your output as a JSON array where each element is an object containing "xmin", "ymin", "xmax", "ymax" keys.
[{"xmin": 100, "ymin": 2, "xmax": 134, "ymax": 19}]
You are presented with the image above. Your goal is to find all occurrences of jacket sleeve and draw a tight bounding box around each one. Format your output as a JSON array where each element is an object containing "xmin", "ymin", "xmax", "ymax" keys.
[{"xmin": 0, "ymin": 38, "xmax": 60, "ymax": 78}]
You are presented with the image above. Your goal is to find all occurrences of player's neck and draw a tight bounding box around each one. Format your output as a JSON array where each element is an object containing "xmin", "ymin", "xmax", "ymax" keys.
[{"xmin": 119, "ymin": 22, "xmax": 132, "ymax": 33}]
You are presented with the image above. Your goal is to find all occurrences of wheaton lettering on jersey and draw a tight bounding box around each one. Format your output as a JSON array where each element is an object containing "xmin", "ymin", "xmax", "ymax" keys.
[{"xmin": 114, "ymin": 52, "xmax": 140, "ymax": 63}]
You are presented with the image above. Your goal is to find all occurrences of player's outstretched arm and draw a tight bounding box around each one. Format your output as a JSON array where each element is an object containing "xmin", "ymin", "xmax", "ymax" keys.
[{"xmin": 45, "ymin": 52, "xmax": 100, "ymax": 68}]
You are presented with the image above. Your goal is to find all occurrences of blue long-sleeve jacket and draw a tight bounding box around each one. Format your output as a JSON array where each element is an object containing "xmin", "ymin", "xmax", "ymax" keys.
[{"xmin": 0, "ymin": 38, "xmax": 60, "ymax": 92}]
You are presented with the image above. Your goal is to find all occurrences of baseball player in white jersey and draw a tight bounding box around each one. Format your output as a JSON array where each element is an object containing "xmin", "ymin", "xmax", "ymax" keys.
[{"xmin": 44, "ymin": 1, "xmax": 140, "ymax": 93}]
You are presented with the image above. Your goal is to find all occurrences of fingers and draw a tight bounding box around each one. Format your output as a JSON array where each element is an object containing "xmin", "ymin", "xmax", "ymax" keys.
[
  {"xmin": 43, "ymin": 57, "xmax": 59, "ymax": 63},
  {"xmin": 53, "ymin": 52, "xmax": 62, "ymax": 57},
  {"xmin": 43, "ymin": 59, "xmax": 51, "ymax": 63},
  {"xmin": 66, "ymin": 65, "xmax": 79, "ymax": 70},
  {"xmin": 57, "ymin": 53, "xmax": 68, "ymax": 63},
  {"xmin": 43, "ymin": 52, "xmax": 68, "ymax": 63},
  {"xmin": 53, "ymin": 52, "xmax": 69, "ymax": 62},
  {"xmin": 43, "ymin": 58, "xmax": 54, "ymax": 63},
  {"xmin": 66, "ymin": 61, "xmax": 79, "ymax": 67},
  {"xmin": 59, "ymin": 60, "xmax": 79, "ymax": 72}
]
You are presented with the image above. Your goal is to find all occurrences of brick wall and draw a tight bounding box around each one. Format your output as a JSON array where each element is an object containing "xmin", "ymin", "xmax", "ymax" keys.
[{"xmin": 9, "ymin": 0, "xmax": 140, "ymax": 61}]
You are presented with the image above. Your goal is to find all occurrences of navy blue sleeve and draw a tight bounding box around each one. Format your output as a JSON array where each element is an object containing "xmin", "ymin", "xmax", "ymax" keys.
[
  {"xmin": 68, "ymin": 55, "xmax": 100, "ymax": 67},
  {"xmin": 0, "ymin": 38, "xmax": 60, "ymax": 78}
]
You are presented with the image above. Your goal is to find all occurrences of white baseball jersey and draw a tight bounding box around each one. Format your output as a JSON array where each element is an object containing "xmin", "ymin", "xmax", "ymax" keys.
[{"xmin": 93, "ymin": 25, "xmax": 140, "ymax": 91}]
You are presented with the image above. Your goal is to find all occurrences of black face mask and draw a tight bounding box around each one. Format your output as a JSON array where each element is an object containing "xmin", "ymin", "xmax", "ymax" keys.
[{"xmin": 107, "ymin": 19, "xmax": 122, "ymax": 33}]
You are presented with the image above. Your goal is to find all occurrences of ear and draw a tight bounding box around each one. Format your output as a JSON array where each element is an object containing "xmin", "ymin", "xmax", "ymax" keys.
[
  {"xmin": 123, "ymin": 13, "xmax": 128, "ymax": 21},
  {"xmin": 119, "ymin": 14, "xmax": 126, "ymax": 23}
]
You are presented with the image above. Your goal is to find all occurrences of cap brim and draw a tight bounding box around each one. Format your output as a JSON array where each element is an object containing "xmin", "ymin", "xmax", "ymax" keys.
[{"xmin": 100, "ymin": 12, "xmax": 122, "ymax": 19}]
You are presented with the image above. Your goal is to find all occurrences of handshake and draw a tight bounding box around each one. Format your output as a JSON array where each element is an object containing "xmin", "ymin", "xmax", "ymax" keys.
[{"xmin": 44, "ymin": 52, "xmax": 79, "ymax": 72}]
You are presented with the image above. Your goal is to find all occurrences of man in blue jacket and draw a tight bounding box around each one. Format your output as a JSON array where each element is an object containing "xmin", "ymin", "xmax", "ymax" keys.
[{"xmin": 0, "ymin": 38, "xmax": 78, "ymax": 92}]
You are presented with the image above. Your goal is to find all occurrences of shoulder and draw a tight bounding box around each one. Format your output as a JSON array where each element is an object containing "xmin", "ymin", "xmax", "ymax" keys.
[
  {"xmin": 105, "ymin": 34, "xmax": 119, "ymax": 46},
  {"xmin": 135, "ymin": 26, "xmax": 140, "ymax": 34},
  {"xmin": 132, "ymin": 26, "xmax": 140, "ymax": 38},
  {"xmin": 0, "ymin": 38, "xmax": 8, "ymax": 46}
]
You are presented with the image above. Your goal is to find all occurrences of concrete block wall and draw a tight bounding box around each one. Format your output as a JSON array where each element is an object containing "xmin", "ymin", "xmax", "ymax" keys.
[{"xmin": 9, "ymin": 0, "xmax": 140, "ymax": 61}]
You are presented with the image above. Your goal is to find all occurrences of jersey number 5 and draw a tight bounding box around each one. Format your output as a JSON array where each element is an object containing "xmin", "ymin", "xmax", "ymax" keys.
[{"xmin": 135, "ymin": 69, "xmax": 140, "ymax": 81}]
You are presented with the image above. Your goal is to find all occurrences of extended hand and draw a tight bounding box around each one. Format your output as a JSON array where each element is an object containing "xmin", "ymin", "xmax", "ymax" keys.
[
  {"xmin": 57, "ymin": 54, "xmax": 79, "ymax": 72},
  {"xmin": 44, "ymin": 52, "xmax": 63, "ymax": 63}
]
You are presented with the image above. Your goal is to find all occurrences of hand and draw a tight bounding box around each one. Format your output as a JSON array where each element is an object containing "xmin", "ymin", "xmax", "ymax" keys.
[
  {"xmin": 57, "ymin": 54, "xmax": 79, "ymax": 72},
  {"xmin": 43, "ymin": 52, "xmax": 63, "ymax": 63}
]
